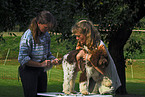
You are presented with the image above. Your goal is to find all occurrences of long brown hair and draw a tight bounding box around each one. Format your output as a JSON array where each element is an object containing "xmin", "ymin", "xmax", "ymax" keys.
[
  {"xmin": 71, "ymin": 20, "xmax": 101, "ymax": 50},
  {"xmin": 29, "ymin": 11, "xmax": 56, "ymax": 44}
]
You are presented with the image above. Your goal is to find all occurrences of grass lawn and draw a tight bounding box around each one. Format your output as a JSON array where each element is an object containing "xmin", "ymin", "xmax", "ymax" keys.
[
  {"xmin": 0, "ymin": 59, "xmax": 80, "ymax": 97},
  {"xmin": 0, "ymin": 59, "xmax": 145, "ymax": 97},
  {"xmin": 0, "ymin": 31, "xmax": 145, "ymax": 97},
  {"xmin": 126, "ymin": 59, "xmax": 145, "ymax": 96}
]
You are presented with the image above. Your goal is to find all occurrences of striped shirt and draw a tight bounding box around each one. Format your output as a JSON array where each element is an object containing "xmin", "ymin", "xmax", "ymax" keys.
[{"xmin": 18, "ymin": 29, "xmax": 55, "ymax": 66}]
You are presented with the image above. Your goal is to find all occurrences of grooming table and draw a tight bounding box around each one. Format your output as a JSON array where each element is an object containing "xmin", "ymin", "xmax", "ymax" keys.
[{"xmin": 37, "ymin": 92, "xmax": 113, "ymax": 97}]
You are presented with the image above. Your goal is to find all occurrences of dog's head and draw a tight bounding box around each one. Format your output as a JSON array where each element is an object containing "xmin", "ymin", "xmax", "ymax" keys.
[
  {"xmin": 65, "ymin": 45, "xmax": 108, "ymax": 72},
  {"xmin": 90, "ymin": 45, "xmax": 108, "ymax": 69},
  {"xmin": 66, "ymin": 49, "xmax": 86, "ymax": 71}
]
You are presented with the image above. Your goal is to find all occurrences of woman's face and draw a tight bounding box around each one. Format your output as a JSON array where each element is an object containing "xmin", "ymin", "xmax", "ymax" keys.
[
  {"xmin": 75, "ymin": 32, "xmax": 86, "ymax": 45},
  {"xmin": 38, "ymin": 23, "xmax": 50, "ymax": 33}
]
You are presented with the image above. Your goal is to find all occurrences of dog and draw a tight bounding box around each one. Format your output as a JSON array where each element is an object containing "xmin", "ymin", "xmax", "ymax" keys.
[{"xmin": 62, "ymin": 45, "xmax": 114, "ymax": 95}]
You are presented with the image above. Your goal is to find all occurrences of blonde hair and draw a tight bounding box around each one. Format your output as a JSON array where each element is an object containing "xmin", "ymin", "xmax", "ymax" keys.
[{"xmin": 71, "ymin": 20, "xmax": 101, "ymax": 50}]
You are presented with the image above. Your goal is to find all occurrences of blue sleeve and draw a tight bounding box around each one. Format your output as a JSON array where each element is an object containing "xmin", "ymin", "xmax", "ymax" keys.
[
  {"xmin": 46, "ymin": 32, "xmax": 56, "ymax": 60},
  {"xmin": 18, "ymin": 30, "xmax": 32, "ymax": 65}
]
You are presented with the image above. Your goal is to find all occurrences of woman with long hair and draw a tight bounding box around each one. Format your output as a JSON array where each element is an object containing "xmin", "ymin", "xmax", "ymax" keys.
[
  {"xmin": 71, "ymin": 20, "xmax": 121, "ymax": 94},
  {"xmin": 18, "ymin": 11, "xmax": 58, "ymax": 97}
]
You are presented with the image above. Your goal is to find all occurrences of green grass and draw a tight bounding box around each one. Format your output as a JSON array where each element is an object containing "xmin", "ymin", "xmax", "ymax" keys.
[
  {"xmin": 0, "ymin": 59, "xmax": 145, "ymax": 97},
  {"xmin": 0, "ymin": 31, "xmax": 145, "ymax": 97},
  {"xmin": 0, "ymin": 79, "xmax": 23, "ymax": 97},
  {"xmin": 125, "ymin": 59, "xmax": 145, "ymax": 96},
  {"xmin": 0, "ymin": 59, "xmax": 80, "ymax": 97}
]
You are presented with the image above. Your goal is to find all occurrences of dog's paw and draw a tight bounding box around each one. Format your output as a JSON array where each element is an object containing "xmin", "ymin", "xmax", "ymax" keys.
[
  {"xmin": 70, "ymin": 90, "xmax": 77, "ymax": 94},
  {"xmin": 81, "ymin": 91, "xmax": 89, "ymax": 95},
  {"xmin": 63, "ymin": 91, "xmax": 71, "ymax": 95},
  {"xmin": 79, "ymin": 82, "xmax": 89, "ymax": 95}
]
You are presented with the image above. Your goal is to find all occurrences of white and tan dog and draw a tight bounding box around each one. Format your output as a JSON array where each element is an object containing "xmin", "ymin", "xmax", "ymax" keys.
[{"xmin": 62, "ymin": 45, "xmax": 114, "ymax": 95}]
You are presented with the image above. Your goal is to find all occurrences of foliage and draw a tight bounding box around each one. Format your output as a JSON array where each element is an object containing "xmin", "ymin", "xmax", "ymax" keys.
[
  {"xmin": 50, "ymin": 34, "xmax": 77, "ymax": 57},
  {"xmin": 124, "ymin": 39, "xmax": 143, "ymax": 59},
  {"xmin": 0, "ymin": 32, "xmax": 145, "ymax": 60},
  {"xmin": 0, "ymin": 0, "xmax": 145, "ymax": 44},
  {"xmin": 0, "ymin": 36, "xmax": 20, "ymax": 59},
  {"xmin": 124, "ymin": 31, "xmax": 145, "ymax": 59},
  {"xmin": 135, "ymin": 17, "xmax": 145, "ymax": 29},
  {"xmin": 0, "ymin": 34, "xmax": 77, "ymax": 59},
  {"xmin": 125, "ymin": 38, "xmax": 142, "ymax": 54}
]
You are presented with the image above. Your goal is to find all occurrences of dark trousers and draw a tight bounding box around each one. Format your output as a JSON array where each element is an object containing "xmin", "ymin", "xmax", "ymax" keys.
[{"xmin": 19, "ymin": 65, "xmax": 47, "ymax": 97}]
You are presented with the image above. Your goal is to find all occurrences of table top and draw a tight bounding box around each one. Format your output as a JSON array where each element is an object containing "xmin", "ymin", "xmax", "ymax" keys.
[{"xmin": 37, "ymin": 92, "xmax": 113, "ymax": 97}]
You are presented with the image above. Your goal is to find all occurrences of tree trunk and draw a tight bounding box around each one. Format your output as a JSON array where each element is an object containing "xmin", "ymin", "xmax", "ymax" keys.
[
  {"xmin": 108, "ymin": 29, "xmax": 132, "ymax": 94},
  {"xmin": 108, "ymin": 40, "xmax": 127, "ymax": 94},
  {"xmin": 107, "ymin": 2, "xmax": 145, "ymax": 92}
]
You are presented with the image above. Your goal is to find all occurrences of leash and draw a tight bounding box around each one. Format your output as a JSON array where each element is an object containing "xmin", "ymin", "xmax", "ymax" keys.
[
  {"xmin": 86, "ymin": 54, "xmax": 105, "ymax": 75},
  {"xmin": 90, "ymin": 60, "xmax": 105, "ymax": 75}
]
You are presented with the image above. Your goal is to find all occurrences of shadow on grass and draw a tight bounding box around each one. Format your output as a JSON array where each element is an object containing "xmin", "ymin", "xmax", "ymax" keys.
[
  {"xmin": 126, "ymin": 81, "xmax": 145, "ymax": 96},
  {"xmin": 47, "ymin": 82, "xmax": 79, "ymax": 92},
  {"xmin": 0, "ymin": 85, "xmax": 24, "ymax": 97},
  {"xmin": 116, "ymin": 81, "xmax": 145, "ymax": 97},
  {"xmin": 0, "ymin": 80, "xmax": 144, "ymax": 97}
]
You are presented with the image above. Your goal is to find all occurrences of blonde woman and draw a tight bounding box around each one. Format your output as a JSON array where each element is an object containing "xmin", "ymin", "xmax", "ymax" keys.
[{"xmin": 71, "ymin": 20, "xmax": 121, "ymax": 94}]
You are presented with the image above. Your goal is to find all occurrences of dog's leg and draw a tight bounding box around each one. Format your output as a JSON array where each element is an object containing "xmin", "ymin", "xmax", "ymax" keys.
[
  {"xmin": 92, "ymin": 82, "xmax": 100, "ymax": 94},
  {"xmin": 79, "ymin": 71, "xmax": 89, "ymax": 95},
  {"xmin": 79, "ymin": 81, "xmax": 88, "ymax": 95},
  {"xmin": 91, "ymin": 74, "xmax": 102, "ymax": 94},
  {"xmin": 69, "ymin": 70, "xmax": 78, "ymax": 93},
  {"xmin": 88, "ymin": 77, "xmax": 97, "ymax": 93},
  {"xmin": 99, "ymin": 76, "xmax": 114, "ymax": 94},
  {"xmin": 62, "ymin": 54, "xmax": 76, "ymax": 94}
]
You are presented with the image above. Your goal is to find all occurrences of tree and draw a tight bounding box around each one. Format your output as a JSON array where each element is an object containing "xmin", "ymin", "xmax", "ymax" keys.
[
  {"xmin": 82, "ymin": 0, "xmax": 145, "ymax": 94},
  {"xmin": 0, "ymin": 0, "xmax": 145, "ymax": 95},
  {"xmin": 80, "ymin": 0, "xmax": 145, "ymax": 94}
]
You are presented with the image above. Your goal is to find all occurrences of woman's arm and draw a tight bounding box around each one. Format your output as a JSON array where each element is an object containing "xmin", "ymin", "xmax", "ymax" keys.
[{"xmin": 24, "ymin": 60, "xmax": 51, "ymax": 67}]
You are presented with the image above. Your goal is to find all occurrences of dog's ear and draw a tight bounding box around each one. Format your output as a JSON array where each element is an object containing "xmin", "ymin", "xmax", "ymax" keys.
[
  {"xmin": 66, "ymin": 49, "xmax": 80, "ymax": 64},
  {"xmin": 90, "ymin": 45, "xmax": 108, "ymax": 68},
  {"xmin": 98, "ymin": 56, "xmax": 108, "ymax": 68}
]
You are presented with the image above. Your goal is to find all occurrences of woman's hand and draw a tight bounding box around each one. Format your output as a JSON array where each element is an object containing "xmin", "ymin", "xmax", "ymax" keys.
[
  {"xmin": 41, "ymin": 60, "xmax": 53, "ymax": 70},
  {"xmin": 76, "ymin": 50, "xmax": 85, "ymax": 61},
  {"xmin": 76, "ymin": 50, "xmax": 92, "ymax": 61},
  {"xmin": 41, "ymin": 60, "xmax": 51, "ymax": 67},
  {"xmin": 51, "ymin": 58, "xmax": 59, "ymax": 65},
  {"xmin": 83, "ymin": 54, "xmax": 92, "ymax": 61}
]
